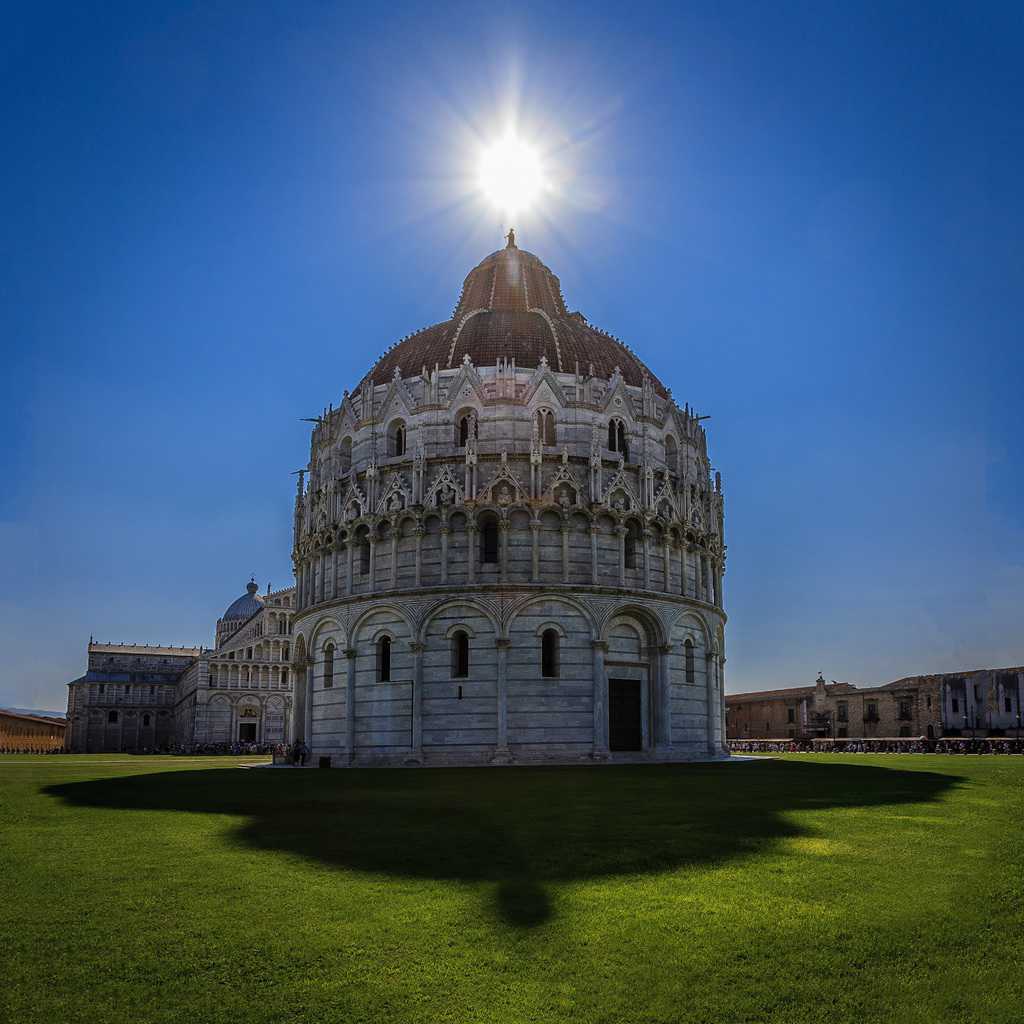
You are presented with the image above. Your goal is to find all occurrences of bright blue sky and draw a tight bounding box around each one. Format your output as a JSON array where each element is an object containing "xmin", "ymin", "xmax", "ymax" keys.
[{"xmin": 2, "ymin": 2, "xmax": 1022, "ymax": 710}]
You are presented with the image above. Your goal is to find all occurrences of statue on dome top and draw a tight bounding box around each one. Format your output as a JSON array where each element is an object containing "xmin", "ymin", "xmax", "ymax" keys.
[{"xmin": 505, "ymin": 227, "xmax": 516, "ymax": 248}]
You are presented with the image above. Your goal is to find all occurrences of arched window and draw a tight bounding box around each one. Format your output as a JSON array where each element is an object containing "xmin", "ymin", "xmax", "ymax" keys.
[
  {"xmin": 541, "ymin": 629, "xmax": 560, "ymax": 678},
  {"xmin": 624, "ymin": 522, "xmax": 640, "ymax": 569},
  {"xmin": 536, "ymin": 408, "xmax": 556, "ymax": 446},
  {"xmin": 359, "ymin": 537, "xmax": 371, "ymax": 575},
  {"xmin": 108, "ymin": 710, "xmax": 118, "ymax": 724},
  {"xmin": 339, "ymin": 437, "xmax": 352, "ymax": 475},
  {"xmin": 457, "ymin": 410, "xmax": 478, "ymax": 447},
  {"xmin": 323, "ymin": 643, "xmax": 335, "ymax": 689},
  {"xmin": 480, "ymin": 515, "xmax": 499, "ymax": 564},
  {"xmin": 142, "ymin": 714, "xmax": 151, "ymax": 727},
  {"xmin": 665, "ymin": 435, "xmax": 678, "ymax": 474},
  {"xmin": 451, "ymin": 631, "xmax": 469, "ymax": 678},
  {"xmin": 684, "ymin": 639, "xmax": 695, "ymax": 685},
  {"xmin": 377, "ymin": 636, "xmax": 392, "ymax": 682},
  {"xmin": 389, "ymin": 420, "xmax": 406, "ymax": 457},
  {"xmin": 608, "ymin": 418, "xmax": 628, "ymax": 460}
]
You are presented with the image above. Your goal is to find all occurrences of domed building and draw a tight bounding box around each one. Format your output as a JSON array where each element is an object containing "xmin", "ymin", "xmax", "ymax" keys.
[{"xmin": 290, "ymin": 233, "xmax": 727, "ymax": 766}]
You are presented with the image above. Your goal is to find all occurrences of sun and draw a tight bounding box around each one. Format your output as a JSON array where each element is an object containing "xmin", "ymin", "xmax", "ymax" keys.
[{"xmin": 477, "ymin": 134, "xmax": 545, "ymax": 217}]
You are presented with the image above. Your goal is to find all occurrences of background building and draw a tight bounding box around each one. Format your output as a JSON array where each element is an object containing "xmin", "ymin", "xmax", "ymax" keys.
[
  {"xmin": 0, "ymin": 709, "xmax": 67, "ymax": 752},
  {"xmin": 290, "ymin": 236, "xmax": 729, "ymax": 766},
  {"xmin": 64, "ymin": 581, "xmax": 295, "ymax": 752},
  {"xmin": 726, "ymin": 668, "xmax": 1024, "ymax": 740}
]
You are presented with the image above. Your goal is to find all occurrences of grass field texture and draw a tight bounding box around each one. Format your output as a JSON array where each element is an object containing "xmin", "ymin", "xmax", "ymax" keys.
[{"xmin": 2, "ymin": 754, "xmax": 1022, "ymax": 1023}]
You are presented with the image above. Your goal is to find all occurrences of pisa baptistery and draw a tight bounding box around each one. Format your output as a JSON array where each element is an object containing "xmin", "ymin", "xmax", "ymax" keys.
[{"xmin": 290, "ymin": 233, "xmax": 727, "ymax": 766}]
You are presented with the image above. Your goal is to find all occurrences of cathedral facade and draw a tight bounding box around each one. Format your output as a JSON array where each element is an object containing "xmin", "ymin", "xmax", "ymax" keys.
[
  {"xmin": 64, "ymin": 581, "xmax": 296, "ymax": 752},
  {"xmin": 289, "ymin": 236, "xmax": 728, "ymax": 766}
]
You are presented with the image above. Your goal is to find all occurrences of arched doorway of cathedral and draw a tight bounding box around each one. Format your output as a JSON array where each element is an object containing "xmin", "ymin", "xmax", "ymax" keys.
[
  {"xmin": 237, "ymin": 697, "xmax": 261, "ymax": 743},
  {"xmin": 605, "ymin": 612, "xmax": 659, "ymax": 753}
]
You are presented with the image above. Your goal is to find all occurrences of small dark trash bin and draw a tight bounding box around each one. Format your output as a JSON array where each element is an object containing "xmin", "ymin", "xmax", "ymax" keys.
[{"xmin": 319, "ymin": 756, "xmax": 332, "ymax": 769}]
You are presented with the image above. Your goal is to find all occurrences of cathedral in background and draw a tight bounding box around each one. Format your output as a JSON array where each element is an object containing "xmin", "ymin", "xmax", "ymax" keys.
[{"xmin": 63, "ymin": 581, "xmax": 295, "ymax": 753}]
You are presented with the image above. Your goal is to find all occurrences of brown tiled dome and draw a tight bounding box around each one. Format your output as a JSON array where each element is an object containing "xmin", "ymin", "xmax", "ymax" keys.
[{"xmin": 358, "ymin": 238, "xmax": 668, "ymax": 396}]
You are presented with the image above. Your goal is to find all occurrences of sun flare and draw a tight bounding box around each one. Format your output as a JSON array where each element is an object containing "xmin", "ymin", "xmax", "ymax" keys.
[{"xmin": 477, "ymin": 134, "xmax": 545, "ymax": 217}]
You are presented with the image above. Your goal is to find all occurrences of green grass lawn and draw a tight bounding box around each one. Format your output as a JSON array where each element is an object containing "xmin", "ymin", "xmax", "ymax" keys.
[{"xmin": 2, "ymin": 754, "xmax": 1022, "ymax": 1024}]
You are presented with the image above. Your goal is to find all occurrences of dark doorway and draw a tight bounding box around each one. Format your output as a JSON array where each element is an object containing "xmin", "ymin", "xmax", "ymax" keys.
[
  {"xmin": 609, "ymin": 679, "xmax": 642, "ymax": 751},
  {"xmin": 239, "ymin": 722, "xmax": 257, "ymax": 742}
]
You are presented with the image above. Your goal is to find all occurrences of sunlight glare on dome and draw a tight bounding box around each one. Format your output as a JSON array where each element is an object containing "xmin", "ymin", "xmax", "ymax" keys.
[{"xmin": 477, "ymin": 134, "xmax": 544, "ymax": 216}]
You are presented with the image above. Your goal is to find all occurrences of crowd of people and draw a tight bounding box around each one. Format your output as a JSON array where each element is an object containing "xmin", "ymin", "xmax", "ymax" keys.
[{"xmin": 728, "ymin": 736, "xmax": 1024, "ymax": 755}]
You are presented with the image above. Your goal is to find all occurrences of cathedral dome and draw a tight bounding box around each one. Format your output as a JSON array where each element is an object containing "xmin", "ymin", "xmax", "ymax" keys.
[
  {"xmin": 221, "ymin": 579, "xmax": 263, "ymax": 621},
  {"xmin": 359, "ymin": 236, "xmax": 669, "ymax": 396}
]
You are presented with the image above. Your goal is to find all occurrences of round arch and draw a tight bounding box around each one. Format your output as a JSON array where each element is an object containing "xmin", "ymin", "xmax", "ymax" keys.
[
  {"xmin": 505, "ymin": 593, "xmax": 599, "ymax": 642},
  {"xmin": 419, "ymin": 597, "xmax": 500, "ymax": 645}
]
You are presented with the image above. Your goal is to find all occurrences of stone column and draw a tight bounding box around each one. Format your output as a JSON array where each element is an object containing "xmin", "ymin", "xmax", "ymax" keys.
[
  {"xmin": 409, "ymin": 641, "xmax": 424, "ymax": 763},
  {"xmin": 368, "ymin": 536, "xmax": 377, "ymax": 591},
  {"xmin": 346, "ymin": 543, "xmax": 354, "ymax": 596},
  {"xmin": 467, "ymin": 524, "xmax": 477, "ymax": 584},
  {"xmin": 590, "ymin": 525, "xmax": 599, "ymax": 585},
  {"xmin": 493, "ymin": 638, "xmax": 511, "ymax": 763},
  {"xmin": 414, "ymin": 526, "xmax": 423, "ymax": 587},
  {"xmin": 616, "ymin": 526, "xmax": 626, "ymax": 586},
  {"xmin": 561, "ymin": 524, "xmax": 570, "ymax": 583},
  {"xmin": 705, "ymin": 653, "xmax": 716, "ymax": 755},
  {"xmin": 305, "ymin": 661, "xmax": 314, "ymax": 748},
  {"xmin": 642, "ymin": 528, "xmax": 652, "ymax": 590},
  {"xmin": 331, "ymin": 547, "xmax": 338, "ymax": 600},
  {"xmin": 440, "ymin": 527, "xmax": 449, "ymax": 585},
  {"xmin": 531, "ymin": 522, "xmax": 541, "ymax": 582},
  {"xmin": 291, "ymin": 658, "xmax": 307, "ymax": 744},
  {"xmin": 663, "ymin": 537, "xmax": 672, "ymax": 593},
  {"xmin": 499, "ymin": 522, "xmax": 509, "ymax": 581},
  {"xmin": 591, "ymin": 640, "xmax": 610, "ymax": 759},
  {"xmin": 390, "ymin": 528, "xmax": 399, "ymax": 589},
  {"xmin": 657, "ymin": 643, "xmax": 673, "ymax": 752},
  {"xmin": 345, "ymin": 647, "xmax": 357, "ymax": 764}
]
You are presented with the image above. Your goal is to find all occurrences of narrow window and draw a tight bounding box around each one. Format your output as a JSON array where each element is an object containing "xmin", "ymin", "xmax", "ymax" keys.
[
  {"xmin": 451, "ymin": 631, "xmax": 469, "ymax": 678},
  {"xmin": 480, "ymin": 518, "xmax": 499, "ymax": 564},
  {"xmin": 108, "ymin": 710, "xmax": 118, "ymax": 724},
  {"xmin": 684, "ymin": 639, "xmax": 695, "ymax": 684},
  {"xmin": 1006, "ymin": 696, "xmax": 1013, "ymax": 713},
  {"xmin": 143, "ymin": 714, "xmax": 151, "ymax": 727},
  {"xmin": 952, "ymin": 698, "xmax": 959, "ymax": 713},
  {"xmin": 536, "ymin": 409, "xmax": 555, "ymax": 446},
  {"xmin": 339, "ymin": 437, "xmax": 352, "ymax": 474},
  {"xmin": 323, "ymin": 643, "xmax": 335, "ymax": 689},
  {"xmin": 624, "ymin": 523, "xmax": 639, "ymax": 569},
  {"xmin": 607, "ymin": 420, "xmax": 617, "ymax": 450},
  {"xmin": 390, "ymin": 421, "xmax": 406, "ymax": 457},
  {"xmin": 787, "ymin": 707, "xmax": 795, "ymax": 723},
  {"xmin": 281, "ymin": 668, "xmax": 288, "ymax": 685},
  {"xmin": 378, "ymin": 637, "xmax": 392, "ymax": 682},
  {"xmin": 541, "ymin": 629, "xmax": 560, "ymax": 678},
  {"xmin": 617, "ymin": 421, "xmax": 628, "ymax": 460},
  {"xmin": 457, "ymin": 412, "xmax": 477, "ymax": 447},
  {"xmin": 359, "ymin": 538, "xmax": 371, "ymax": 574},
  {"xmin": 665, "ymin": 435, "xmax": 678, "ymax": 474}
]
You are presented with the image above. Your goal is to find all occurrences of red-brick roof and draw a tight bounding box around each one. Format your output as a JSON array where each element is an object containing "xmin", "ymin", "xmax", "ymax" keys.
[{"xmin": 358, "ymin": 244, "xmax": 669, "ymax": 396}]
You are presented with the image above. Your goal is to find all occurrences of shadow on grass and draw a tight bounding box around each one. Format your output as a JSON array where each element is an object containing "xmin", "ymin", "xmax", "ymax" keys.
[{"xmin": 45, "ymin": 760, "xmax": 959, "ymax": 928}]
